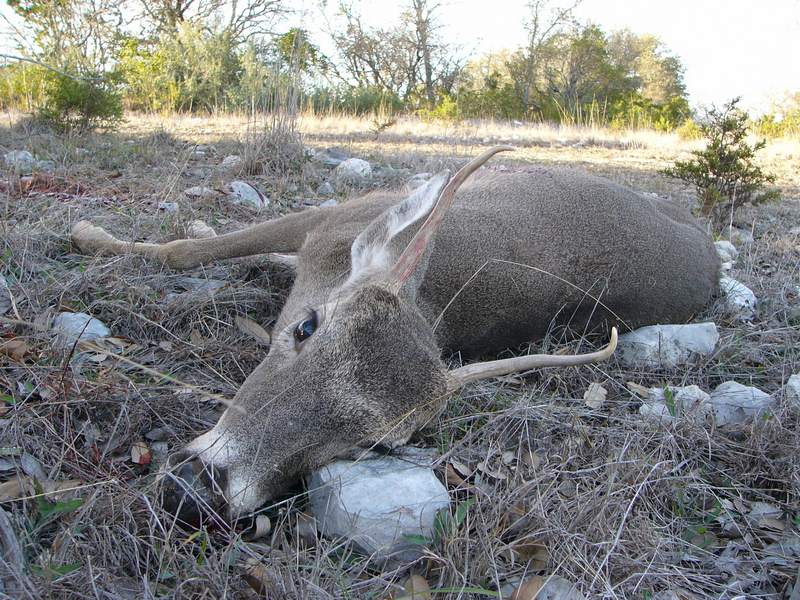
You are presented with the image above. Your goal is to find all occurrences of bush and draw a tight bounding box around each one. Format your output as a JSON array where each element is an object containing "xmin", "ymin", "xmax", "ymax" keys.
[
  {"xmin": 676, "ymin": 117, "xmax": 703, "ymax": 140},
  {"xmin": 662, "ymin": 98, "xmax": 778, "ymax": 230},
  {"xmin": 37, "ymin": 70, "xmax": 122, "ymax": 131}
]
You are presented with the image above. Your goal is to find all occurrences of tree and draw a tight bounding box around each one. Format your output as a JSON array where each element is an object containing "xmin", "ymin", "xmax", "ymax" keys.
[
  {"xmin": 328, "ymin": 0, "xmax": 461, "ymax": 106},
  {"xmin": 516, "ymin": 0, "xmax": 582, "ymax": 114}
]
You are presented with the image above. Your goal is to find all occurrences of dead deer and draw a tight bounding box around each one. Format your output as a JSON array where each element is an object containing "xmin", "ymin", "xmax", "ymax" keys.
[{"xmin": 70, "ymin": 146, "xmax": 720, "ymax": 522}]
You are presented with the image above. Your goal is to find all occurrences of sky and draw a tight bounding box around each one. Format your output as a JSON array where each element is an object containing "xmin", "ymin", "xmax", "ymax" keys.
[
  {"xmin": 304, "ymin": 0, "xmax": 800, "ymax": 113},
  {"xmin": 2, "ymin": 0, "xmax": 798, "ymax": 113}
]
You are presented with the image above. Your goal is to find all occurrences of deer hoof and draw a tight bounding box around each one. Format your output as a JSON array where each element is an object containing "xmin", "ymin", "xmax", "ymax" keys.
[{"xmin": 71, "ymin": 220, "xmax": 117, "ymax": 255}]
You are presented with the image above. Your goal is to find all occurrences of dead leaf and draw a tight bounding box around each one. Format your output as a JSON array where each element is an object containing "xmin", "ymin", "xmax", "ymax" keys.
[
  {"xmin": 130, "ymin": 441, "xmax": 152, "ymax": 465},
  {"xmin": 759, "ymin": 517, "xmax": 786, "ymax": 532},
  {"xmin": 445, "ymin": 463, "xmax": 466, "ymax": 487},
  {"xmin": 583, "ymin": 382, "xmax": 607, "ymax": 409},
  {"xmin": 0, "ymin": 339, "xmax": 29, "ymax": 361},
  {"xmin": 242, "ymin": 558, "xmax": 279, "ymax": 597},
  {"xmin": 450, "ymin": 459, "xmax": 472, "ymax": 478},
  {"xmin": 189, "ymin": 329, "xmax": 205, "ymax": 347},
  {"xmin": 501, "ymin": 451, "xmax": 516, "ymax": 465},
  {"xmin": 557, "ymin": 480, "xmax": 577, "ymax": 499},
  {"xmin": 0, "ymin": 476, "xmax": 82, "ymax": 502},
  {"xmin": 295, "ymin": 511, "xmax": 317, "ymax": 547},
  {"xmin": 477, "ymin": 459, "xmax": 507, "ymax": 480},
  {"xmin": 521, "ymin": 449, "xmax": 544, "ymax": 469},
  {"xmin": 243, "ymin": 514, "xmax": 272, "ymax": 541},
  {"xmin": 511, "ymin": 576, "xmax": 545, "ymax": 600},
  {"xmin": 235, "ymin": 316, "xmax": 272, "ymax": 346},
  {"xmin": 391, "ymin": 575, "xmax": 432, "ymax": 600},
  {"xmin": 511, "ymin": 539, "xmax": 550, "ymax": 570},
  {"xmin": 158, "ymin": 341, "xmax": 173, "ymax": 351},
  {"xmin": 626, "ymin": 381, "xmax": 650, "ymax": 397}
]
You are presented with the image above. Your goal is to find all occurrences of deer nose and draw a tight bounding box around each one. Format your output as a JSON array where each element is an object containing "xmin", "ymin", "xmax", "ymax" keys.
[{"xmin": 160, "ymin": 452, "xmax": 228, "ymax": 525}]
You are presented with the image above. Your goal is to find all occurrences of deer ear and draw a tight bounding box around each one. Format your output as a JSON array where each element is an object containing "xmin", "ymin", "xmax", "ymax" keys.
[{"xmin": 346, "ymin": 171, "xmax": 450, "ymax": 291}]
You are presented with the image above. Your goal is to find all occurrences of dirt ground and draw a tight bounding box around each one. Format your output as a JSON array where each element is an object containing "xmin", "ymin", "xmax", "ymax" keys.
[{"xmin": 1, "ymin": 112, "xmax": 799, "ymax": 599}]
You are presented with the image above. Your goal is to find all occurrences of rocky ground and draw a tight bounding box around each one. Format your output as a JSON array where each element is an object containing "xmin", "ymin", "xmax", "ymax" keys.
[{"xmin": 0, "ymin": 112, "xmax": 799, "ymax": 599}]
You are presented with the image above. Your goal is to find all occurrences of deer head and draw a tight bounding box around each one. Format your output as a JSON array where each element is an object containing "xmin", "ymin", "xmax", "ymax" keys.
[{"xmin": 160, "ymin": 147, "xmax": 617, "ymax": 524}]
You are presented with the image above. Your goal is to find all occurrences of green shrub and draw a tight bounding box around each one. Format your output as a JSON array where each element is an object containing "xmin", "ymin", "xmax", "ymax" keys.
[
  {"xmin": 662, "ymin": 98, "xmax": 778, "ymax": 230},
  {"xmin": 418, "ymin": 93, "xmax": 460, "ymax": 121},
  {"xmin": 753, "ymin": 110, "xmax": 800, "ymax": 139},
  {"xmin": 37, "ymin": 70, "xmax": 122, "ymax": 131},
  {"xmin": 676, "ymin": 117, "xmax": 703, "ymax": 140}
]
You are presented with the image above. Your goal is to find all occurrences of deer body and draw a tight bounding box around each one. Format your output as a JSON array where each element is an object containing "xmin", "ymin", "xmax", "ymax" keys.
[{"xmin": 72, "ymin": 151, "xmax": 719, "ymax": 522}]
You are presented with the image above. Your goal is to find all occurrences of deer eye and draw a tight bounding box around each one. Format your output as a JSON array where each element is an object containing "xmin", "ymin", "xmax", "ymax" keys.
[{"xmin": 294, "ymin": 311, "xmax": 318, "ymax": 343}]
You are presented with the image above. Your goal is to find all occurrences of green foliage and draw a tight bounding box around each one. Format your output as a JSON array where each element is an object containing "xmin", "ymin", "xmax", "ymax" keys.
[
  {"xmin": 36, "ymin": 70, "xmax": 122, "ymax": 131},
  {"xmin": 417, "ymin": 93, "xmax": 460, "ymax": 121},
  {"xmin": 676, "ymin": 117, "xmax": 703, "ymax": 140},
  {"xmin": 0, "ymin": 62, "xmax": 48, "ymax": 111},
  {"xmin": 662, "ymin": 98, "xmax": 779, "ymax": 229}
]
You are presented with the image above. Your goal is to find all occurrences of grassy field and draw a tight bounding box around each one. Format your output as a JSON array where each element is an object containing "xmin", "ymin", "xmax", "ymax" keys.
[{"xmin": 1, "ymin": 111, "xmax": 799, "ymax": 598}]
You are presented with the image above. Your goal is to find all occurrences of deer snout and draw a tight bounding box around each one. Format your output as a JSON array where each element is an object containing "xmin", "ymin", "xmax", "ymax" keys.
[{"xmin": 160, "ymin": 451, "xmax": 228, "ymax": 525}]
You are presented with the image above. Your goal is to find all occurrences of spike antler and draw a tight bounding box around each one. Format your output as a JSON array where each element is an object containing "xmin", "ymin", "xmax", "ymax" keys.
[
  {"xmin": 446, "ymin": 327, "xmax": 618, "ymax": 393},
  {"xmin": 389, "ymin": 145, "xmax": 515, "ymax": 290}
]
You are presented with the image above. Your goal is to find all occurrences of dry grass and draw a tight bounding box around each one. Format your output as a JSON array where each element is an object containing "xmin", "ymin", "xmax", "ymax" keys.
[{"xmin": 0, "ymin": 110, "xmax": 799, "ymax": 598}]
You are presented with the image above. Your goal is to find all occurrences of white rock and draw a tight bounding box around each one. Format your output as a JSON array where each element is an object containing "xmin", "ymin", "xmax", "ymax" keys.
[
  {"xmin": 186, "ymin": 220, "xmax": 217, "ymax": 239},
  {"xmin": 0, "ymin": 276, "xmax": 10, "ymax": 315},
  {"xmin": 720, "ymin": 261, "xmax": 733, "ymax": 273},
  {"xmin": 184, "ymin": 186, "xmax": 218, "ymax": 199},
  {"xmin": 709, "ymin": 381, "xmax": 773, "ymax": 426},
  {"xmin": 616, "ymin": 323, "xmax": 719, "ymax": 369},
  {"xmin": 228, "ymin": 181, "xmax": 268, "ymax": 209},
  {"xmin": 319, "ymin": 198, "xmax": 338, "ymax": 208},
  {"xmin": 51, "ymin": 312, "xmax": 111, "ymax": 349},
  {"xmin": 334, "ymin": 158, "xmax": 372, "ymax": 185},
  {"xmin": 714, "ymin": 240, "xmax": 738, "ymax": 263},
  {"xmin": 4, "ymin": 150, "xmax": 36, "ymax": 174},
  {"xmin": 317, "ymin": 181, "xmax": 335, "ymax": 196},
  {"xmin": 221, "ymin": 155, "xmax": 243, "ymax": 169},
  {"xmin": 639, "ymin": 385, "xmax": 711, "ymax": 422},
  {"xmin": 158, "ymin": 201, "xmax": 179, "ymax": 213},
  {"xmin": 307, "ymin": 453, "xmax": 449, "ymax": 561},
  {"xmin": 784, "ymin": 374, "xmax": 800, "ymax": 408},
  {"xmin": 719, "ymin": 276, "xmax": 757, "ymax": 321},
  {"xmin": 406, "ymin": 172, "xmax": 432, "ymax": 191}
]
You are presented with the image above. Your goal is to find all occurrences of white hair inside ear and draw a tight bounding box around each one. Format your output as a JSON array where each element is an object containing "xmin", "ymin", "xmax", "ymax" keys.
[{"xmin": 347, "ymin": 171, "xmax": 449, "ymax": 285}]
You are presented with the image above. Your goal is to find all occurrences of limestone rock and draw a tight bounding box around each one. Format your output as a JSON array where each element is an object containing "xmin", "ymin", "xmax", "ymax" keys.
[
  {"xmin": 0, "ymin": 276, "xmax": 11, "ymax": 316},
  {"xmin": 51, "ymin": 312, "xmax": 111, "ymax": 349},
  {"xmin": 228, "ymin": 181, "xmax": 269, "ymax": 209},
  {"xmin": 719, "ymin": 276, "xmax": 757, "ymax": 321},
  {"xmin": 616, "ymin": 323, "xmax": 719, "ymax": 369},
  {"xmin": 334, "ymin": 158, "xmax": 372, "ymax": 186},
  {"xmin": 221, "ymin": 155, "xmax": 243, "ymax": 169},
  {"xmin": 714, "ymin": 240, "xmax": 738, "ymax": 263},
  {"xmin": 639, "ymin": 385, "xmax": 711, "ymax": 422},
  {"xmin": 307, "ymin": 453, "xmax": 449, "ymax": 561},
  {"xmin": 708, "ymin": 381, "xmax": 773, "ymax": 426},
  {"xmin": 317, "ymin": 181, "xmax": 335, "ymax": 197},
  {"xmin": 784, "ymin": 374, "xmax": 800, "ymax": 408},
  {"xmin": 184, "ymin": 186, "xmax": 218, "ymax": 199},
  {"xmin": 406, "ymin": 172, "xmax": 432, "ymax": 191}
]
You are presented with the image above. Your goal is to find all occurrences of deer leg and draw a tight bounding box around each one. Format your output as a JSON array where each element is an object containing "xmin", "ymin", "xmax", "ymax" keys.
[{"xmin": 71, "ymin": 209, "xmax": 327, "ymax": 270}]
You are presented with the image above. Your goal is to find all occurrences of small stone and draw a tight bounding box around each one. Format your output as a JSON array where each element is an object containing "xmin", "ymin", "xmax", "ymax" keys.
[
  {"xmin": 4, "ymin": 150, "xmax": 36, "ymax": 175},
  {"xmin": 186, "ymin": 220, "xmax": 217, "ymax": 239},
  {"xmin": 319, "ymin": 198, "xmax": 338, "ymax": 208},
  {"xmin": 315, "ymin": 147, "xmax": 349, "ymax": 168},
  {"xmin": 714, "ymin": 240, "xmax": 738, "ymax": 263},
  {"xmin": 307, "ymin": 453, "xmax": 449, "ymax": 562},
  {"xmin": 51, "ymin": 312, "xmax": 111, "ymax": 349},
  {"xmin": 317, "ymin": 181, "xmax": 335, "ymax": 196},
  {"xmin": 708, "ymin": 381, "xmax": 773, "ymax": 426},
  {"xmin": 0, "ymin": 276, "xmax": 11, "ymax": 316},
  {"xmin": 144, "ymin": 426, "xmax": 173, "ymax": 441},
  {"xmin": 158, "ymin": 201, "xmax": 179, "ymax": 213},
  {"xmin": 639, "ymin": 385, "xmax": 711, "ymax": 422},
  {"xmin": 616, "ymin": 323, "xmax": 719, "ymax": 369},
  {"xmin": 784, "ymin": 374, "xmax": 800, "ymax": 408},
  {"xmin": 720, "ymin": 261, "xmax": 733, "ymax": 273},
  {"xmin": 334, "ymin": 158, "xmax": 372, "ymax": 186},
  {"xmin": 35, "ymin": 159, "xmax": 55, "ymax": 172},
  {"xmin": 406, "ymin": 172, "xmax": 432, "ymax": 191},
  {"xmin": 719, "ymin": 276, "xmax": 757, "ymax": 321},
  {"xmin": 184, "ymin": 186, "xmax": 218, "ymax": 199},
  {"xmin": 228, "ymin": 181, "xmax": 269, "ymax": 209},
  {"xmin": 221, "ymin": 155, "xmax": 243, "ymax": 169}
]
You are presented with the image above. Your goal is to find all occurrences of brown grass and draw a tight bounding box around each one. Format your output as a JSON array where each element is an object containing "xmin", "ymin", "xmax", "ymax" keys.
[{"xmin": 0, "ymin": 110, "xmax": 799, "ymax": 598}]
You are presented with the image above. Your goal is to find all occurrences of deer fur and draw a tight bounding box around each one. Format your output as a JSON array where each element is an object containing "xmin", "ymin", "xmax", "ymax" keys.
[{"xmin": 71, "ymin": 148, "xmax": 719, "ymax": 522}]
